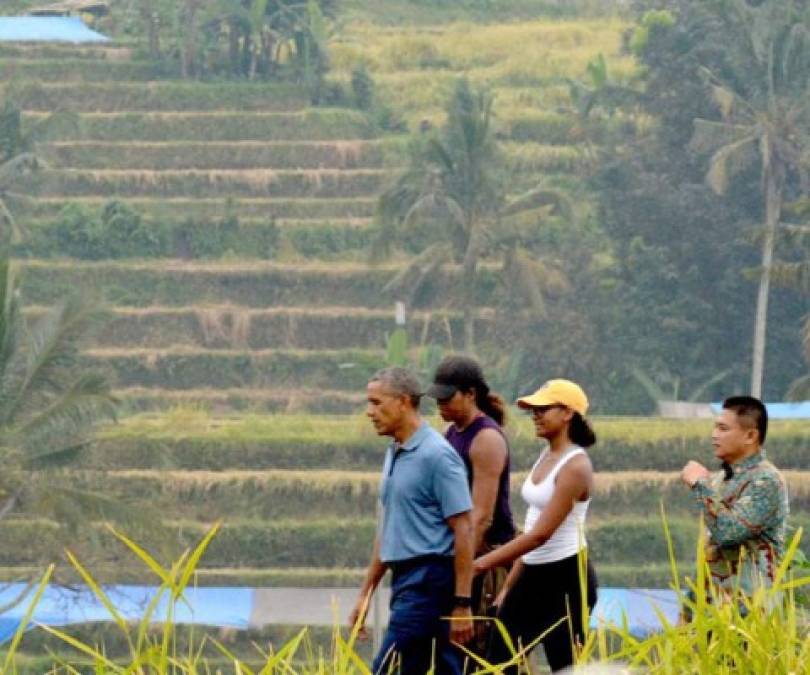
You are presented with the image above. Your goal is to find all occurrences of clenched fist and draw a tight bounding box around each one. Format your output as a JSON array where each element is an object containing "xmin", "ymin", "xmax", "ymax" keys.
[{"xmin": 681, "ymin": 460, "xmax": 710, "ymax": 487}]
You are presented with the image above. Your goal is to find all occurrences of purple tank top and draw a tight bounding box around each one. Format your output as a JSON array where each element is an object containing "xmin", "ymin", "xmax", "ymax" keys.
[{"xmin": 445, "ymin": 415, "xmax": 515, "ymax": 546}]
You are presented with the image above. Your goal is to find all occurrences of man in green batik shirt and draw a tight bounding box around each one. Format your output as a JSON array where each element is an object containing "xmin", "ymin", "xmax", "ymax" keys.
[{"xmin": 681, "ymin": 396, "xmax": 789, "ymax": 601}]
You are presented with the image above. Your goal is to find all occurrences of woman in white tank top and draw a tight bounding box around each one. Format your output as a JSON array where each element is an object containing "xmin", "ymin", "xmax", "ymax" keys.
[{"xmin": 473, "ymin": 379, "xmax": 598, "ymax": 673}]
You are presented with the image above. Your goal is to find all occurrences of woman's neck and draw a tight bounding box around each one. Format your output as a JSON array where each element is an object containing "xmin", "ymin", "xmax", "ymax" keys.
[
  {"xmin": 454, "ymin": 406, "xmax": 483, "ymax": 432},
  {"xmin": 548, "ymin": 432, "xmax": 573, "ymax": 454}
]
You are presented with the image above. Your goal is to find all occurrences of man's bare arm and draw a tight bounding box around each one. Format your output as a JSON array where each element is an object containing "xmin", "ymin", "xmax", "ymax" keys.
[
  {"xmin": 348, "ymin": 537, "xmax": 388, "ymax": 638},
  {"xmin": 446, "ymin": 510, "xmax": 474, "ymax": 644}
]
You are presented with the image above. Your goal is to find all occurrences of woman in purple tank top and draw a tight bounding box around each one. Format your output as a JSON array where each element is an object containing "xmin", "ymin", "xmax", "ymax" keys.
[{"xmin": 426, "ymin": 355, "xmax": 516, "ymax": 657}]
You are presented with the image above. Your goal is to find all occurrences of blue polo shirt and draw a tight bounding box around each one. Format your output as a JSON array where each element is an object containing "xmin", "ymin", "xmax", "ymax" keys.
[{"xmin": 378, "ymin": 422, "xmax": 472, "ymax": 563}]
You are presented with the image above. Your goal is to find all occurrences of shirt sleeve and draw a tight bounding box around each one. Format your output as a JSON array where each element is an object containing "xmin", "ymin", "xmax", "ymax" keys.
[
  {"xmin": 691, "ymin": 473, "xmax": 785, "ymax": 548},
  {"xmin": 432, "ymin": 448, "xmax": 473, "ymax": 519}
]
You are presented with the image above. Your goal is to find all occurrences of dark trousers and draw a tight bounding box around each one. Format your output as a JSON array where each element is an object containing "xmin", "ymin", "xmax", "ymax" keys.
[
  {"xmin": 486, "ymin": 553, "xmax": 598, "ymax": 673},
  {"xmin": 373, "ymin": 556, "xmax": 462, "ymax": 675}
]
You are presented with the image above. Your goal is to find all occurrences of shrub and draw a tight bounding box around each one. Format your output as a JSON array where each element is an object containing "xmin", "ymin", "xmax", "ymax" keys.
[
  {"xmin": 351, "ymin": 64, "xmax": 375, "ymax": 111},
  {"xmin": 99, "ymin": 200, "xmax": 167, "ymax": 258},
  {"xmin": 43, "ymin": 201, "xmax": 168, "ymax": 259},
  {"xmin": 173, "ymin": 215, "xmax": 246, "ymax": 259},
  {"xmin": 49, "ymin": 202, "xmax": 105, "ymax": 259},
  {"xmin": 285, "ymin": 222, "xmax": 371, "ymax": 258}
]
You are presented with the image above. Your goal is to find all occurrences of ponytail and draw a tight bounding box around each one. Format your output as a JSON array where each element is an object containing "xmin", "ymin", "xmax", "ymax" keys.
[
  {"xmin": 569, "ymin": 412, "xmax": 596, "ymax": 448},
  {"xmin": 476, "ymin": 391, "xmax": 507, "ymax": 427}
]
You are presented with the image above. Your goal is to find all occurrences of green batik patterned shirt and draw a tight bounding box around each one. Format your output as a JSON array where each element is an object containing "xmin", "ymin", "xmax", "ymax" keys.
[{"xmin": 691, "ymin": 451, "xmax": 788, "ymax": 598}]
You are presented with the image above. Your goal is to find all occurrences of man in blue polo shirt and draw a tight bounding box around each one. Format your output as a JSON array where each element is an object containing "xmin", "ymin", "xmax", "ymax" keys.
[{"xmin": 349, "ymin": 367, "xmax": 475, "ymax": 674}]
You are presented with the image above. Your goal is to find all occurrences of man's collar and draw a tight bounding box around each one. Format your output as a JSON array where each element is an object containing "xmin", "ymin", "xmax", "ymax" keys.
[
  {"xmin": 392, "ymin": 420, "xmax": 429, "ymax": 452},
  {"xmin": 727, "ymin": 450, "xmax": 765, "ymax": 477}
]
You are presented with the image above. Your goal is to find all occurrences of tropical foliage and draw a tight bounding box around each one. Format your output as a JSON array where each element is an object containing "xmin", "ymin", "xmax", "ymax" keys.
[
  {"xmin": 373, "ymin": 78, "xmax": 571, "ymax": 348},
  {"xmin": 687, "ymin": 0, "xmax": 810, "ymax": 397},
  {"xmin": 0, "ymin": 101, "xmax": 42, "ymax": 246},
  {"xmin": 591, "ymin": 0, "xmax": 809, "ymax": 404},
  {"xmin": 0, "ymin": 252, "xmax": 119, "ymax": 574},
  {"xmin": 123, "ymin": 0, "xmax": 335, "ymax": 85}
]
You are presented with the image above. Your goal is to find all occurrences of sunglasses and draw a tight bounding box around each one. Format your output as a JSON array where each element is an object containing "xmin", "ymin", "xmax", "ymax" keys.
[{"xmin": 527, "ymin": 404, "xmax": 565, "ymax": 417}]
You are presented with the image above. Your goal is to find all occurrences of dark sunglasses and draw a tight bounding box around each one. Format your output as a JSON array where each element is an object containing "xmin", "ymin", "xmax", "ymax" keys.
[{"xmin": 527, "ymin": 404, "xmax": 564, "ymax": 416}]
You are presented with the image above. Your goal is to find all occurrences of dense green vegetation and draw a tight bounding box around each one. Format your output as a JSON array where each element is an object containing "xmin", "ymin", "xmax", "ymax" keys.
[
  {"xmin": 0, "ymin": 524, "xmax": 808, "ymax": 673},
  {"xmin": 1, "ymin": 1, "xmax": 809, "ymax": 668},
  {"xmin": 5, "ymin": 1, "xmax": 807, "ymax": 409}
]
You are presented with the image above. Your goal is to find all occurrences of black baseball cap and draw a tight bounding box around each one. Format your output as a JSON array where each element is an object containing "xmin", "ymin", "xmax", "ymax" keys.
[{"xmin": 425, "ymin": 355, "xmax": 488, "ymax": 401}]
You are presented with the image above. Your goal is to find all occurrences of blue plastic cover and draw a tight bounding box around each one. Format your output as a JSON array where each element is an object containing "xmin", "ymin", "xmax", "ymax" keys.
[
  {"xmin": 0, "ymin": 582, "xmax": 680, "ymax": 644},
  {"xmin": 0, "ymin": 16, "xmax": 109, "ymax": 43},
  {"xmin": 0, "ymin": 583, "xmax": 253, "ymax": 644},
  {"xmin": 710, "ymin": 401, "xmax": 810, "ymax": 419},
  {"xmin": 589, "ymin": 588, "xmax": 680, "ymax": 637}
]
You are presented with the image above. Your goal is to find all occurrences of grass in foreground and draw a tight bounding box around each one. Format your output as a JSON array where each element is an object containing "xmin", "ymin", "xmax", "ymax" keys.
[{"xmin": 3, "ymin": 515, "xmax": 809, "ymax": 673}]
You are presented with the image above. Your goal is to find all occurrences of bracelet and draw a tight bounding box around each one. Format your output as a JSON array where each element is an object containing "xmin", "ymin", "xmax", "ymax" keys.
[{"xmin": 453, "ymin": 595, "xmax": 472, "ymax": 609}]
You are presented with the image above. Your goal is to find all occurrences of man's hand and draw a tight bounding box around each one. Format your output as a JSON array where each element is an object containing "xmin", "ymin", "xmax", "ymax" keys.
[
  {"xmin": 348, "ymin": 597, "xmax": 370, "ymax": 640},
  {"xmin": 449, "ymin": 606, "xmax": 474, "ymax": 645},
  {"xmin": 681, "ymin": 460, "xmax": 710, "ymax": 487}
]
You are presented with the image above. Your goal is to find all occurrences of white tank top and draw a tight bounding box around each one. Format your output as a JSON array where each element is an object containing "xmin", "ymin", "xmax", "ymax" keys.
[{"xmin": 521, "ymin": 446, "xmax": 590, "ymax": 565}]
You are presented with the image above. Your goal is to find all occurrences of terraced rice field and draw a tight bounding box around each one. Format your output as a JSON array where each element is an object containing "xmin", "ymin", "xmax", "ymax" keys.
[{"xmin": 4, "ymin": 7, "xmax": 808, "ymax": 668}]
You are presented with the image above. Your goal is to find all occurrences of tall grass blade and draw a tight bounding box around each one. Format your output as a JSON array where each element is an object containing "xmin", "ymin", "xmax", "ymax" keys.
[
  {"xmin": 64, "ymin": 549, "xmax": 133, "ymax": 644},
  {"xmin": 2, "ymin": 565, "xmax": 53, "ymax": 674},
  {"xmin": 107, "ymin": 524, "xmax": 172, "ymax": 585},
  {"xmin": 176, "ymin": 521, "xmax": 222, "ymax": 595},
  {"xmin": 35, "ymin": 622, "xmax": 122, "ymax": 672}
]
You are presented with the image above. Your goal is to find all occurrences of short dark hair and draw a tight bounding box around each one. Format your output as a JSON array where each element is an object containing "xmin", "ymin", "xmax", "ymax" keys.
[
  {"xmin": 370, "ymin": 367, "xmax": 423, "ymax": 409},
  {"xmin": 723, "ymin": 396, "xmax": 768, "ymax": 444}
]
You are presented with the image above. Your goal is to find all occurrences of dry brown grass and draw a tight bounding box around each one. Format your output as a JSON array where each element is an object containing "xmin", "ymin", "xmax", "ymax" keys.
[
  {"xmin": 509, "ymin": 470, "xmax": 810, "ymax": 496},
  {"xmin": 21, "ymin": 257, "xmax": 397, "ymax": 273},
  {"xmin": 56, "ymin": 168, "xmax": 393, "ymax": 184},
  {"xmin": 196, "ymin": 307, "xmax": 252, "ymax": 347},
  {"xmin": 84, "ymin": 346, "xmax": 382, "ymax": 358},
  {"xmin": 113, "ymin": 386, "xmax": 365, "ymax": 401},
  {"xmin": 22, "ymin": 256, "xmax": 501, "ymax": 274},
  {"xmin": 53, "ymin": 304, "xmax": 488, "ymax": 319},
  {"xmin": 27, "ymin": 111, "xmax": 315, "ymax": 120},
  {"xmin": 46, "ymin": 140, "xmax": 392, "ymax": 149},
  {"xmin": 109, "ymin": 468, "xmax": 378, "ymax": 489}
]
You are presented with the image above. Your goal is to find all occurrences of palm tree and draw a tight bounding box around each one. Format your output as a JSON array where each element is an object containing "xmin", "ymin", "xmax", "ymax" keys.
[
  {"xmin": 373, "ymin": 79, "xmax": 570, "ymax": 349},
  {"xmin": 689, "ymin": 0, "xmax": 810, "ymax": 397},
  {"xmin": 0, "ymin": 253, "xmax": 123, "ymax": 578},
  {"xmin": 786, "ymin": 314, "xmax": 810, "ymax": 399},
  {"xmin": 0, "ymin": 100, "xmax": 43, "ymax": 246}
]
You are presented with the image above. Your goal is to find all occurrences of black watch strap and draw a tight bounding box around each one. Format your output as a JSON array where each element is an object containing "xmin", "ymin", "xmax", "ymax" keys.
[{"xmin": 453, "ymin": 595, "xmax": 472, "ymax": 609}]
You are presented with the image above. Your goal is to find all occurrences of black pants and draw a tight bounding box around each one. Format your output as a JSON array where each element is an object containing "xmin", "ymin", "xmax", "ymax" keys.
[{"xmin": 486, "ymin": 553, "xmax": 598, "ymax": 673}]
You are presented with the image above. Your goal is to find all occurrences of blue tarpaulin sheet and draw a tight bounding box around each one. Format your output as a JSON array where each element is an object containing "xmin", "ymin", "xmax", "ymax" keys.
[
  {"xmin": 711, "ymin": 401, "xmax": 810, "ymax": 419},
  {"xmin": 0, "ymin": 16, "xmax": 109, "ymax": 43},
  {"xmin": 590, "ymin": 588, "xmax": 680, "ymax": 637},
  {"xmin": 0, "ymin": 583, "xmax": 253, "ymax": 644},
  {"xmin": 0, "ymin": 583, "xmax": 680, "ymax": 644}
]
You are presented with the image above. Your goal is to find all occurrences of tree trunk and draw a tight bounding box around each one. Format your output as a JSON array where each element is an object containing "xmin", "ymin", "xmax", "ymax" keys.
[
  {"xmin": 750, "ymin": 168, "xmax": 782, "ymax": 398},
  {"xmin": 461, "ymin": 220, "xmax": 481, "ymax": 351},
  {"xmin": 140, "ymin": 0, "xmax": 160, "ymax": 59},
  {"xmin": 181, "ymin": 0, "xmax": 200, "ymax": 79},
  {"xmin": 229, "ymin": 18, "xmax": 241, "ymax": 76}
]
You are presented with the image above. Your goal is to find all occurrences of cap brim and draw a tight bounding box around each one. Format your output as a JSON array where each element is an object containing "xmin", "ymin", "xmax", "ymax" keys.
[
  {"xmin": 426, "ymin": 383, "xmax": 458, "ymax": 400},
  {"xmin": 516, "ymin": 392, "xmax": 558, "ymax": 409}
]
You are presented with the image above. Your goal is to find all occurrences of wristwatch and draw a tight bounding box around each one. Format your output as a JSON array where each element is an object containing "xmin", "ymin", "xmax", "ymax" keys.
[{"xmin": 453, "ymin": 595, "xmax": 472, "ymax": 609}]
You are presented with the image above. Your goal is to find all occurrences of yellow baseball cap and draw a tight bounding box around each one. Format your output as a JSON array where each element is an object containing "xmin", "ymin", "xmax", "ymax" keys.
[{"xmin": 516, "ymin": 379, "xmax": 589, "ymax": 416}]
